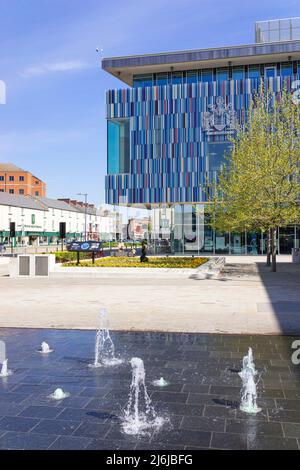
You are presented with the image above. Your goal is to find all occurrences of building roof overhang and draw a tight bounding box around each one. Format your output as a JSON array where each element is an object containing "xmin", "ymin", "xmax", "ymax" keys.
[{"xmin": 102, "ymin": 40, "xmax": 300, "ymax": 86}]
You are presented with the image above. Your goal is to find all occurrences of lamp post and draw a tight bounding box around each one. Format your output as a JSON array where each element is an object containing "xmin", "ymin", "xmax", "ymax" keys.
[{"xmin": 77, "ymin": 193, "xmax": 88, "ymax": 241}]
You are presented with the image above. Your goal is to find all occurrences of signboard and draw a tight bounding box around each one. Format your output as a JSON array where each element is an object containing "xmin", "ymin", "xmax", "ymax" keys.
[{"xmin": 67, "ymin": 241, "xmax": 102, "ymax": 252}]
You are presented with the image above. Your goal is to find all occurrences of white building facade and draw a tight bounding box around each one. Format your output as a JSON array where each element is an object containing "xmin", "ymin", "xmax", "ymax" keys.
[{"xmin": 0, "ymin": 193, "xmax": 116, "ymax": 246}]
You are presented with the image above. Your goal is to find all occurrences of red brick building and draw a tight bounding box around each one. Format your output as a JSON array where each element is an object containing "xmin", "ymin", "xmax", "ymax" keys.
[{"xmin": 0, "ymin": 163, "xmax": 46, "ymax": 197}]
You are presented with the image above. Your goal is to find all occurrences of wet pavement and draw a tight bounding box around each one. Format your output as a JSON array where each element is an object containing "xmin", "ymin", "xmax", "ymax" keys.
[{"xmin": 0, "ymin": 328, "xmax": 299, "ymax": 450}]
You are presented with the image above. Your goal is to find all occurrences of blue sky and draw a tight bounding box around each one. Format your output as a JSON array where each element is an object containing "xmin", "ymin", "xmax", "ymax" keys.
[{"xmin": 0, "ymin": 0, "xmax": 299, "ymax": 205}]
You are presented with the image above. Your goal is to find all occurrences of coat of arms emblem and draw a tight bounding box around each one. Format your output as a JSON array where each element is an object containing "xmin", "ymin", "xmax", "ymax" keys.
[{"xmin": 202, "ymin": 96, "xmax": 237, "ymax": 134}]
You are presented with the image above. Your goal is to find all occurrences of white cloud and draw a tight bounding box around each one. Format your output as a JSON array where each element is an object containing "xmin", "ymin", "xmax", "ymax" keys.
[{"xmin": 21, "ymin": 60, "xmax": 90, "ymax": 78}]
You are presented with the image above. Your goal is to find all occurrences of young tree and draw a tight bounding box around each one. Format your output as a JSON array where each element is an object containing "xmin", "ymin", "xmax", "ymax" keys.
[{"xmin": 208, "ymin": 86, "xmax": 300, "ymax": 272}]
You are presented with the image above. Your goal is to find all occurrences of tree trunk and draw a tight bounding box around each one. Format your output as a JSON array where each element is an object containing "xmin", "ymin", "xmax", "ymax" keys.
[
  {"xmin": 266, "ymin": 229, "xmax": 271, "ymax": 266},
  {"xmin": 271, "ymin": 228, "xmax": 277, "ymax": 272}
]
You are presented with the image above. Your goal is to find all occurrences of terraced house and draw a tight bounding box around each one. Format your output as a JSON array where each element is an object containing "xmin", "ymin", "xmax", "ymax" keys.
[{"xmin": 102, "ymin": 17, "xmax": 300, "ymax": 255}]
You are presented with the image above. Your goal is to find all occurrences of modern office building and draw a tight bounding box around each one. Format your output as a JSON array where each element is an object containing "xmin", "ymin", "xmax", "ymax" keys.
[
  {"xmin": 0, "ymin": 163, "xmax": 46, "ymax": 197},
  {"xmin": 102, "ymin": 18, "xmax": 300, "ymax": 255}
]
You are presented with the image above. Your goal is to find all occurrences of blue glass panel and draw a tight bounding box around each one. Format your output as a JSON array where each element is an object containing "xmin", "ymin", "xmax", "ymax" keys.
[
  {"xmin": 133, "ymin": 75, "xmax": 153, "ymax": 88},
  {"xmin": 248, "ymin": 66, "xmax": 260, "ymax": 79},
  {"xmin": 201, "ymin": 69, "xmax": 213, "ymax": 83},
  {"xmin": 281, "ymin": 64, "xmax": 293, "ymax": 77},
  {"xmin": 156, "ymin": 73, "xmax": 169, "ymax": 86},
  {"xmin": 206, "ymin": 142, "xmax": 232, "ymax": 171},
  {"xmin": 107, "ymin": 120, "xmax": 130, "ymax": 174},
  {"xmin": 172, "ymin": 72, "xmax": 183, "ymax": 85},
  {"xmin": 107, "ymin": 120, "xmax": 120, "ymax": 174},
  {"xmin": 232, "ymin": 67, "xmax": 244, "ymax": 80},
  {"xmin": 186, "ymin": 70, "xmax": 198, "ymax": 84},
  {"xmin": 265, "ymin": 67, "xmax": 276, "ymax": 78},
  {"xmin": 217, "ymin": 68, "xmax": 229, "ymax": 82}
]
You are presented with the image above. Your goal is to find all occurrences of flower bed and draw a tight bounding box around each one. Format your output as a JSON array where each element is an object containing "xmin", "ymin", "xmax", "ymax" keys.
[{"xmin": 62, "ymin": 256, "xmax": 209, "ymax": 269}]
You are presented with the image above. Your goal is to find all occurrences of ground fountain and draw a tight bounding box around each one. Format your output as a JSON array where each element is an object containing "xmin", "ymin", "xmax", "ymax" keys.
[
  {"xmin": 49, "ymin": 388, "xmax": 70, "ymax": 400},
  {"xmin": 38, "ymin": 342, "xmax": 53, "ymax": 354},
  {"xmin": 0, "ymin": 359, "xmax": 12, "ymax": 378},
  {"xmin": 89, "ymin": 308, "xmax": 122, "ymax": 368},
  {"xmin": 122, "ymin": 357, "xmax": 166, "ymax": 436},
  {"xmin": 152, "ymin": 377, "xmax": 169, "ymax": 387},
  {"xmin": 239, "ymin": 348, "xmax": 261, "ymax": 414}
]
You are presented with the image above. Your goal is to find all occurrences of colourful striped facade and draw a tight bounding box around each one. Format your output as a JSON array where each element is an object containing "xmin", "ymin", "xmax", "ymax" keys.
[{"xmin": 105, "ymin": 76, "xmax": 297, "ymax": 205}]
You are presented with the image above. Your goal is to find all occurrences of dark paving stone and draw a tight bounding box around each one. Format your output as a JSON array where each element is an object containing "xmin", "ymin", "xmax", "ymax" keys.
[
  {"xmin": 155, "ymin": 403, "xmax": 205, "ymax": 417},
  {"xmin": 226, "ymin": 418, "xmax": 283, "ymax": 436},
  {"xmin": 30, "ymin": 419, "xmax": 81, "ymax": 435},
  {"xmin": 276, "ymin": 399, "xmax": 300, "ymax": 411},
  {"xmin": 204, "ymin": 405, "xmax": 237, "ymax": 419},
  {"xmin": 150, "ymin": 391, "xmax": 188, "ymax": 404},
  {"xmin": 151, "ymin": 428, "xmax": 211, "ymax": 448},
  {"xmin": 11, "ymin": 384, "xmax": 53, "ymax": 394},
  {"xmin": 247, "ymin": 434, "xmax": 299, "ymax": 450},
  {"xmin": 182, "ymin": 384, "xmax": 210, "ymax": 394},
  {"xmin": 0, "ymin": 431, "xmax": 57, "ymax": 450},
  {"xmin": 0, "ymin": 392, "xmax": 30, "ymax": 404},
  {"xmin": 0, "ymin": 416, "xmax": 40, "ymax": 432},
  {"xmin": 87, "ymin": 439, "xmax": 137, "ymax": 450},
  {"xmin": 57, "ymin": 407, "xmax": 117, "ymax": 423},
  {"xmin": 79, "ymin": 387, "xmax": 111, "ymax": 398},
  {"xmin": 268, "ymin": 408, "xmax": 300, "ymax": 423},
  {"xmin": 19, "ymin": 405, "xmax": 62, "ymax": 419},
  {"xmin": 211, "ymin": 432, "xmax": 248, "ymax": 450},
  {"xmin": 73, "ymin": 421, "xmax": 111, "ymax": 439},
  {"xmin": 209, "ymin": 385, "xmax": 240, "ymax": 396},
  {"xmin": 0, "ymin": 404, "xmax": 27, "ymax": 417},
  {"xmin": 48, "ymin": 435, "xmax": 92, "ymax": 450},
  {"xmin": 181, "ymin": 416, "xmax": 225, "ymax": 433},
  {"xmin": 282, "ymin": 423, "xmax": 300, "ymax": 438}
]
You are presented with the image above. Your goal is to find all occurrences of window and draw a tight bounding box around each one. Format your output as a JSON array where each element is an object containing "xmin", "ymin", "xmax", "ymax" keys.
[
  {"xmin": 35, "ymin": 180, "xmax": 39, "ymax": 184},
  {"xmin": 217, "ymin": 68, "xmax": 229, "ymax": 82},
  {"xmin": 9, "ymin": 189, "xmax": 14, "ymax": 194},
  {"xmin": 206, "ymin": 142, "xmax": 232, "ymax": 172},
  {"xmin": 201, "ymin": 69, "xmax": 213, "ymax": 83},
  {"xmin": 35, "ymin": 191, "xmax": 39, "ymax": 196},
  {"xmin": 0, "ymin": 189, "xmax": 4, "ymax": 192},
  {"xmin": 232, "ymin": 67, "xmax": 244, "ymax": 80},
  {"xmin": 265, "ymin": 66, "xmax": 276, "ymax": 78},
  {"xmin": 156, "ymin": 73, "xmax": 169, "ymax": 86},
  {"xmin": 19, "ymin": 176, "xmax": 24, "ymax": 181},
  {"xmin": 186, "ymin": 70, "xmax": 198, "ymax": 84},
  {"xmin": 9, "ymin": 176, "xmax": 14, "ymax": 181},
  {"xmin": 171, "ymin": 71, "xmax": 183, "ymax": 85},
  {"xmin": 107, "ymin": 119, "xmax": 130, "ymax": 174},
  {"xmin": 248, "ymin": 66, "xmax": 261, "ymax": 79},
  {"xmin": 0, "ymin": 176, "xmax": 4, "ymax": 181},
  {"xmin": 133, "ymin": 74, "xmax": 153, "ymax": 88},
  {"xmin": 19, "ymin": 189, "xmax": 24, "ymax": 195},
  {"xmin": 281, "ymin": 62, "xmax": 293, "ymax": 77}
]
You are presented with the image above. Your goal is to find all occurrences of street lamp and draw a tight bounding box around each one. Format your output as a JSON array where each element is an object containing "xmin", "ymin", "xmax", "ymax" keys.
[{"xmin": 77, "ymin": 193, "xmax": 88, "ymax": 241}]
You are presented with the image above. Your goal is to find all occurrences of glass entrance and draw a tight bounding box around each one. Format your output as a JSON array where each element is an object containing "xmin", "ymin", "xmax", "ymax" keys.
[{"xmin": 279, "ymin": 226, "xmax": 295, "ymax": 254}]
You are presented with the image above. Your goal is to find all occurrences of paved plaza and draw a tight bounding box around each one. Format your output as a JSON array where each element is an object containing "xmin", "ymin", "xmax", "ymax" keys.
[
  {"xmin": 0, "ymin": 256, "xmax": 299, "ymax": 334},
  {"xmin": 0, "ymin": 328, "xmax": 298, "ymax": 450}
]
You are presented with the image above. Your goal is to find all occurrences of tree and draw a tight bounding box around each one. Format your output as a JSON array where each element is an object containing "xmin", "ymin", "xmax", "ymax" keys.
[{"xmin": 208, "ymin": 86, "xmax": 300, "ymax": 272}]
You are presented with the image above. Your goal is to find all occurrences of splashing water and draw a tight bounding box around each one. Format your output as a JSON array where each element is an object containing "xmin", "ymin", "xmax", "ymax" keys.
[
  {"xmin": 49, "ymin": 388, "xmax": 70, "ymax": 400},
  {"xmin": 239, "ymin": 348, "xmax": 261, "ymax": 414},
  {"xmin": 0, "ymin": 359, "xmax": 12, "ymax": 378},
  {"xmin": 89, "ymin": 308, "xmax": 122, "ymax": 367},
  {"xmin": 38, "ymin": 342, "xmax": 53, "ymax": 354},
  {"xmin": 122, "ymin": 357, "xmax": 166, "ymax": 436},
  {"xmin": 152, "ymin": 377, "xmax": 169, "ymax": 387}
]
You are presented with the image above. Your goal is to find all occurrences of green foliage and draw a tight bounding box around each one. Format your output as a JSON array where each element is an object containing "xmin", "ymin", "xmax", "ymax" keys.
[
  {"xmin": 62, "ymin": 257, "xmax": 209, "ymax": 269},
  {"xmin": 207, "ymin": 86, "xmax": 300, "ymax": 270}
]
